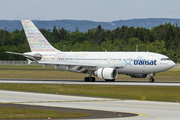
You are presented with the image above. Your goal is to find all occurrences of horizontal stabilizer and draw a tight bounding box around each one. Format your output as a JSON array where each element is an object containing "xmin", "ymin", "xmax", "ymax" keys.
[
  {"xmin": 6, "ymin": 51, "xmax": 42, "ymax": 61},
  {"xmin": 6, "ymin": 51, "xmax": 24, "ymax": 56}
]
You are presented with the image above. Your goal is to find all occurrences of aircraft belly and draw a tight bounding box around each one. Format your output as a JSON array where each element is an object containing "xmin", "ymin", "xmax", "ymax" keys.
[
  {"xmin": 144, "ymin": 65, "xmax": 160, "ymax": 73},
  {"xmin": 132, "ymin": 65, "xmax": 144, "ymax": 74}
]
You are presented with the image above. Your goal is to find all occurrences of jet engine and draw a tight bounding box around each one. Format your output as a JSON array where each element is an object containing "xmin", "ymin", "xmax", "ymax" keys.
[
  {"xmin": 128, "ymin": 74, "xmax": 148, "ymax": 78},
  {"xmin": 94, "ymin": 68, "xmax": 118, "ymax": 79}
]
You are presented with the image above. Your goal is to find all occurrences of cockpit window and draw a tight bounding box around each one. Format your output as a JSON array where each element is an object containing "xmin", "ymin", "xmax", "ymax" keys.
[{"xmin": 161, "ymin": 58, "xmax": 170, "ymax": 61}]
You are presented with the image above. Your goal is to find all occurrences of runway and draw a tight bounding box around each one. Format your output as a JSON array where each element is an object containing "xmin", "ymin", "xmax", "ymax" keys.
[
  {"xmin": 0, "ymin": 79, "xmax": 180, "ymax": 86},
  {"xmin": 0, "ymin": 90, "xmax": 180, "ymax": 120}
]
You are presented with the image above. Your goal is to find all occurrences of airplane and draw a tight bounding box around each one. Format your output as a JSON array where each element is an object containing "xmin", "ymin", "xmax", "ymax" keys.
[{"xmin": 6, "ymin": 20, "xmax": 175, "ymax": 82}]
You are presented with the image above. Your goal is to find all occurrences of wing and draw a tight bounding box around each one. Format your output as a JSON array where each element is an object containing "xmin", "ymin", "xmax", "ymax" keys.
[{"xmin": 39, "ymin": 61, "xmax": 123, "ymax": 73}]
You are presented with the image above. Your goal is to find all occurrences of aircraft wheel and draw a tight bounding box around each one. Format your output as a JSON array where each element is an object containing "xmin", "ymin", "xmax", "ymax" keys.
[
  {"xmin": 84, "ymin": 77, "xmax": 95, "ymax": 82},
  {"xmin": 84, "ymin": 77, "xmax": 89, "ymax": 82},
  {"xmin": 89, "ymin": 77, "xmax": 95, "ymax": 82},
  {"xmin": 149, "ymin": 78, "xmax": 154, "ymax": 82},
  {"xmin": 92, "ymin": 77, "xmax": 96, "ymax": 82}
]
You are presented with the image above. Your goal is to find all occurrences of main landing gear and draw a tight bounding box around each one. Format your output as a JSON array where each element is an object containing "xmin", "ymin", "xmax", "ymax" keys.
[
  {"xmin": 84, "ymin": 77, "xmax": 96, "ymax": 82},
  {"xmin": 84, "ymin": 72, "xmax": 96, "ymax": 82},
  {"xmin": 149, "ymin": 73, "xmax": 155, "ymax": 82}
]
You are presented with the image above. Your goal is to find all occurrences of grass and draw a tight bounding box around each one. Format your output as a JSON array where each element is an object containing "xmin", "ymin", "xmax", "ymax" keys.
[
  {"xmin": 0, "ymin": 106, "xmax": 90, "ymax": 119},
  {"xmin": 0, "ymin": 66, "xmax": 180, "ymax": 81}
]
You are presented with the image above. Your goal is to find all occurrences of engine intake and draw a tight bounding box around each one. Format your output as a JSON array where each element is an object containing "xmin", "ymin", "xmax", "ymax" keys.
[
  {"xmin": 128, "ymin": 74, "xmax": 148, "ymax": 78},
  {"xmin": 94, "ymin": 68, "xmax": 118, "ymax": 79}
]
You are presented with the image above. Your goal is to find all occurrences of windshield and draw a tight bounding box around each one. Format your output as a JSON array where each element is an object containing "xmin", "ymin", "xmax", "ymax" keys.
[{"xmin": 161, "ymin": 58, "xmax": 170, "ymax": 61}]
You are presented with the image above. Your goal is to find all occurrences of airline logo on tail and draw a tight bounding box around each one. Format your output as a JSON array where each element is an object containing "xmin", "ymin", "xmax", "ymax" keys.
[{"xmin": 22, "ymin": 20, "xmax": 60, "ymax": 52}]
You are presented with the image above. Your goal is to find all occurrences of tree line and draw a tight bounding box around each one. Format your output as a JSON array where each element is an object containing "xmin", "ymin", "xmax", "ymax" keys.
[{"xmin": 0, "ymin": 23, "xmax": 180, "ymax": 62}]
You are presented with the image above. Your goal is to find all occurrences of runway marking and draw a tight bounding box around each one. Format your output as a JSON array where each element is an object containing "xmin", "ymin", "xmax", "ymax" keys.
[{"xmin": 0, "ymin": 99, "xmax": 122, "ymax": 104}]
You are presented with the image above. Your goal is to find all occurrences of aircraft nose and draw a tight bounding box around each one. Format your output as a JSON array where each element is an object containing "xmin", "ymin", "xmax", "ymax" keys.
[{"xmin": 170, "ymin": 61, "xmax": 175, "ymax": 68}]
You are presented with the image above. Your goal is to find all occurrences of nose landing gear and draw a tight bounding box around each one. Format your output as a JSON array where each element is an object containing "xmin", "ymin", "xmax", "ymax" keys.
[
  {"xmin": 149, "ymin": 73, "xmax": 155, "ymax": 82},
  {"xmin": 149, "ymin": 78, "xmax": 154, "ymax": 82}
]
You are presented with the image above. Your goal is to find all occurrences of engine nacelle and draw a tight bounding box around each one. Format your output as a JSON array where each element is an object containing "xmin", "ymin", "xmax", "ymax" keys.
[
  {"xmin": 94, "ymin": 68, "xmax": 118, "ymax": 79},
  {"xmin": 128, "ymin": 74, "xmax": 148, "ymax": 78}
]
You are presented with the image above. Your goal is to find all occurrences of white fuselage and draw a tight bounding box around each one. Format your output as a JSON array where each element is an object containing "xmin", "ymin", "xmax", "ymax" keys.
[{"xmin": 27, "ymin": 51, "xmax": 175, "ymax": 74}]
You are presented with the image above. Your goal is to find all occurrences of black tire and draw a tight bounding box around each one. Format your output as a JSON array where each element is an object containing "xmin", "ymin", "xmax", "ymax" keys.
[
  {"xmin": 149, "ymin": 78, "xmax": 154, "ymax": 82},
  {"xmin": 84, "ymin": 77, "xmax": 95, "ymax": 82},
  {"xmin": 84, "ymin": 77, "xmax": 89, "ymax": 82},
  {"xmin": 89, "ymin": 77, "xmax": 93, "ymax": 82},
  {"xmin": 92, "ymin": 77, "xmax": 96, "ymax": 82},
  {"xmin": 89, "ymin": 77, "xmax": 96, "ymax": 82}
]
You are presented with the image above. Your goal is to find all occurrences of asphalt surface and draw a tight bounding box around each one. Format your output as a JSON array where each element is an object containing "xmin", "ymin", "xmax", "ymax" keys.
[{"xmin": 0, "ymin": 103, "xmax": 138, "ymax": 120}]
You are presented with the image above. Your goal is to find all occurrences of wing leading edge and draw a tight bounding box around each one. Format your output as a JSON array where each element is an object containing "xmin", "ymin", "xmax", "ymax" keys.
[{"xmin": 39, "ymin": 61, "xmax": 123, "ymax": 69}]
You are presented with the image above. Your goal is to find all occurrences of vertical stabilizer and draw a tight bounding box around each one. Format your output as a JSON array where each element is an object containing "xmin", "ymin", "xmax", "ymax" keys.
[{"xmin": 21, "ymin": 20, "xmax": 60, "ymax": 52}]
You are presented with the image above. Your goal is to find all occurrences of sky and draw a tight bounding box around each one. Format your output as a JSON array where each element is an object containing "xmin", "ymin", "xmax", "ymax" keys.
[{"xmin": 0, "ymin": 0, "xmax": 180, "ymax": 22}]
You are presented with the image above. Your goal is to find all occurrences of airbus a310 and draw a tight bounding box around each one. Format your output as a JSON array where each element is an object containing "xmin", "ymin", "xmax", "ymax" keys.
[{"xmin": 6, "ymin": 20, "xmax": 175, "ymax": 82}]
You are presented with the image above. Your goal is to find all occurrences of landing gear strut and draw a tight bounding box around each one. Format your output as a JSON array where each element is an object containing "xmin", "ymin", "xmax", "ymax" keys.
[{"xmin": 149, "ymin": 73, "xmax": 155, "ymax": 82}]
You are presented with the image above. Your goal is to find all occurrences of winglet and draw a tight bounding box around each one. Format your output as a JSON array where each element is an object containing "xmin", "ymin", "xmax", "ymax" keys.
[{"xmin": 21, "ymin": 20, "xmax": 60, "ymax": 52}]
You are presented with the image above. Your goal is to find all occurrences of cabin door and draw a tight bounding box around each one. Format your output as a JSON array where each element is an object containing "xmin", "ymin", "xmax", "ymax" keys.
[{"xmin": 107, "ymin": 57, "xmax": 111, "ymax": 65}]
